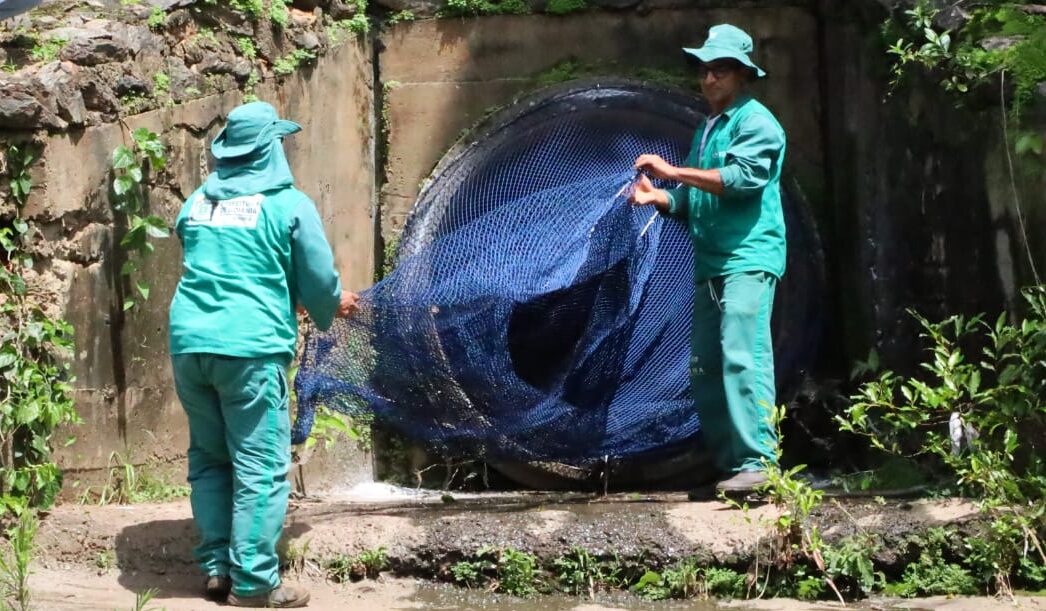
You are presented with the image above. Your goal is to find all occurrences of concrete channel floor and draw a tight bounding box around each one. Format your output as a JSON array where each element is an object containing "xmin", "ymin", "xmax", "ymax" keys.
[{"xmin": 27, "ymin": 488, "xmax": 1046, "ymax": 610}]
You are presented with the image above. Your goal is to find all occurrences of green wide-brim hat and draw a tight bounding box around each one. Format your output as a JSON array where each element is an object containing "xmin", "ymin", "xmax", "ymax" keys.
[
  {"xmin": 683, "ymin": 23, "xmax": 767, "ymax": 79},
  {"xmin": 211, "ymin": 101, "xmax": 302, "ymax": 160}
]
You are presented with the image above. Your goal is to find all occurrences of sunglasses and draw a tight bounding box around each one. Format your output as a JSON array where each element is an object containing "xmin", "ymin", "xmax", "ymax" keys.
[{"xmin": 697, "ymin": 62, "xmax": 742, "ymax": 80}]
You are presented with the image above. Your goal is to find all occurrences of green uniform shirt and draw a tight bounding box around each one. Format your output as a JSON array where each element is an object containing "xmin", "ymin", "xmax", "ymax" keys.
[
  {"xmin": 664, "ymin": 94, "xmax": 787, "ymax": 282},
  {"xmin": 169, "ymin": 186, "xmax": 342, "ymax": 359}
]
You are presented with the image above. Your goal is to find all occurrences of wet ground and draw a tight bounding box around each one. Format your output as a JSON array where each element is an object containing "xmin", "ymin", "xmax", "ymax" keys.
[{"xmin": 26, "ymin": 485, "xmax": 1046, "ymax": 610}]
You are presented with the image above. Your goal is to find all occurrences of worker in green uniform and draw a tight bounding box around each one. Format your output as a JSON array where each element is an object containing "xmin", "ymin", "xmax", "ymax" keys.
[
  {"xmin": 169, "ymin": 101, "xmax": 358, "ymax": 607},
  {"xmin": 630, "ymin": 24, "xmax": 787, "ymax": 497}
]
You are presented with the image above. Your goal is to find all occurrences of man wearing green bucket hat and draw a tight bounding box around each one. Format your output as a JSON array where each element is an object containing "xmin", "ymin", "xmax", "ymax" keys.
[
  {"xmin": 169, "ymin": 101, "xmax": 359, "ymax": 607},
  {"xmin": 630, "ymin": 24, "xmax": 786, "ymax": 498}
]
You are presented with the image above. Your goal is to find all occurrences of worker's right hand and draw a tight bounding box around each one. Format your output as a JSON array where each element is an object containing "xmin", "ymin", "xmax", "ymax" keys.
[
  {"xmin": 629, "ymin": 175, "xmax": 669, "ymax": 208},
  {"xmin": 337, "ymin": 291, "xmax": 361, "ymax": 319}
]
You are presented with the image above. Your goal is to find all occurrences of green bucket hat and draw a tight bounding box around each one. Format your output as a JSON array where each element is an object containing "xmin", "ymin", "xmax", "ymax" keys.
[
  {"xmin": 211, "ymin": 101, "xmax": 302, "ymax": 160},
  {"xmin": 683, "ymin": 24, "xmax": 766, "ymax": 79}
]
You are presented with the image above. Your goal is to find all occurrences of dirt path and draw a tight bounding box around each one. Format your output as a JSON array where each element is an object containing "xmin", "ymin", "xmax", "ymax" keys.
[
  {"xmin": 21, "ymin": 491, "xmax": 1046, "ymax": 610},
  {"xmin": 29, "ymin": 568, "xmax": 419, "ymax": 610}
]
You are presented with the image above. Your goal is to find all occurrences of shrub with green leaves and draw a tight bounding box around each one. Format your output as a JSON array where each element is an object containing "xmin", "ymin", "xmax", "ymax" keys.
[
  {"xmin": 439, "ymin": 0, "xmax": 529, "ymax": 17},
  {"xmin": 884, "ymin": 2, "xmax": 1046, "ymax": 118},
  {"xmin": 841, "ymin": 287, "xmax": 1046, "ymax": 591},
  {"xmin": 1, "ymin": 145, "xmax": 80, "ymax": 514},
  {"xmin": 110, "ymin": 128, "xmax": 170, "ymax": 311},
  {"xmin": 544, "ymin": 0, "xmax": 585, "ymax": 15},
  {"xmin": 884, "ymin": 529, "xmax": 979, "ymax": 597},
  {"xmin": 703, "ymin": 567, "xmax": 746, "ymax": 598}
]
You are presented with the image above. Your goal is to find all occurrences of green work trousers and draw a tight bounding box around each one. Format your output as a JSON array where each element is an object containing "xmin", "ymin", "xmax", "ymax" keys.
[
  {"xmin": 171, "ymin": 353, "xmax": 291, "ymax": 598},
  {"xmin": 691, "ymin": 271, "xmax": 778, "ymax": 473}
]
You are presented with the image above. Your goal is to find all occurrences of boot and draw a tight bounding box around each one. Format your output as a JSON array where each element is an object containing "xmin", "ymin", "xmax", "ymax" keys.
[
  {"xmin": 227, "ymin": 584, "xmax": 310, "ymax": 608},
  {"xmin": 715, "ymin": 470, "xmax": 768, "ymax": 499},
  {"xmin": 204, "ymin": 575, "xmax": 231, "ymax": 602}
]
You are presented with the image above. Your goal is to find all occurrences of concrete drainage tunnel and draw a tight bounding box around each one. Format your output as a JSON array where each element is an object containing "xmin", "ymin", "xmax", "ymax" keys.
[{"xmin": 294, "ymin": 80, "xmax": 826, "ymax": 491}]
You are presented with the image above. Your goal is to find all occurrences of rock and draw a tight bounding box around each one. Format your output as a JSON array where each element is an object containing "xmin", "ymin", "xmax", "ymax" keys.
[
  {"xmin": 143, "ymin": 0, "xmax": 196, "ymax": 9},
  {"xmin": 327, "ymin": 0, "xmax": 360, "ymax": 19},
  {"xmin": 0, "ymin": 79, "xmax": 65, "ymax": 129},
  {"xmin": 191, "ymin": 3, "xmax": 255, "ymax": 37},
  {"xmin": 60, "ymin": 33, "xmax": 131, "ymax": 66},
  {"xmin": 370, "ymin": 0, "xmax": 438, "ymax": 13},
  {"xmin": 980, "ymin": 35, "xmax": 1024, "ymax": 52},
  {"xmin": 197, "ymin": 53, "xmax": 240, "ymax": 76},
  {"xmin": 934, "ymin": 6, "xmax": 969, "ymax": 31},
  {"xmin": 231, "ymin": 57, "xmax": 253, "ymax": 80},
  {"xmin": 115, "ymin": 74, "xmax": 150, "ymax": 96},
  {"xmin": 289, "ymin": 7, "xmax": 317, "ymax": 26},
  {"xmin": 79, "ymin": 75, "xmax": 121, "ymax": 118},
  {"xmin": 293, "ymin": 31, "xmax": 321, "ymax": 51},
  {"xmin": 120, "ymin": 23, "xmax": 165, "ymax": 59},
  {"xmin": 34, "ymin": 61, "xmax": 87, "ymax": 125},
  {"xmin": 165, "ymin": 60, "xmax": 204, "ymax": 101}
]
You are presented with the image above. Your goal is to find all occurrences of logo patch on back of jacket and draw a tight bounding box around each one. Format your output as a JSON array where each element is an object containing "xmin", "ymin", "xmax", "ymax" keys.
[{"xmin": 186, "ymin": 193, "xmax": 264, "ymax": 228}]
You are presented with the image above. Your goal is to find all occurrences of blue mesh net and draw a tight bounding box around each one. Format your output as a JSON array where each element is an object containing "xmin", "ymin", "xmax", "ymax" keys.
[{"xmin": 293, "ymin": 84, "xmax": 771, "ymax": 463}]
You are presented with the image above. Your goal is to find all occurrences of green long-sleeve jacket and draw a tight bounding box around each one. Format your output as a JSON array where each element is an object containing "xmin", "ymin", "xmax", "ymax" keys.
[
  {"xmin": 664, "ymin": 94, "xmax": 787, "ymax": 283},
  {"xmin": 169, "ymin": 140, "xmax": 341, "ymax": 359}
]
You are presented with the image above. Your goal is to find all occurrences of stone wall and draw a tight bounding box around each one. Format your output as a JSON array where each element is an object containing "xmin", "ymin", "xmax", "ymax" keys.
[
  {"xmin": 1, "ymin": 2, "xmax": 376, "ymax": 491},
  {"xmin": 3, "ymin": 0, "xmax": 1046, "ymax": 485}
]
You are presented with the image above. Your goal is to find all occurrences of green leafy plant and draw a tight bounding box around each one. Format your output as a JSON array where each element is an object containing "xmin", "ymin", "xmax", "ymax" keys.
[
  {"xmin": 269, "ymin": 0, "xmax": 290, "ymax": 28},
  {"xmin": 630, "ymin": 558, "xmax": 704, "ymax": 600},
  {"xmin": 450, "ymin": 555, "xmax": 495, "ymax": 589},
  {"xmin": 438, "ymin": 0, "xmax": 529, "ymax": 17},
  {"xmin": 147, "ymin": 6, "xmax": 165, "ymax": 29},
  {"xmin": 702, "ymin": 566, "xmax": 746, "ymax": 598},
  {"xmin": 29, "ymin": 36, "xmax": 66, "ymax": 63},
  {"xmin": 327, "ymin": 0, "xmax": 371, "ymax": 43},
  {"xmin": 153, "ymin": 71, "xmax": 170, "ymax": 96},
  {"xmin": 884, "ymin": 3, "xmax": 1046, "ymax": 117},
  {"xmin": 544, "ymin": 0, "xmax": 585, "ymax": 15},
  {"xmin": 455, "ymin": 547, "xmax": 539, "ymax": 596},
  {"xmin": 95, "ymin": 549, "xmax": 115, "ymax": 572},
  {"xmin": 242, "ymin": 69, "xmax": 261, "ymax": 103},
  {"xmin": 551, "ymin": 547, "xmax": 609, "ymax": 598},
  {"xmin": 1, "ymin": 145, "xmax": 80, "ymax": 514},
  {"xmin": 272, "ymin": 49, "xmax": 316, "ymax": 76},
  {"xmin": 824, "ymin": 533, "xmax": 884, "ymax": 597},
  {"xmin": 230, "ymin": 0, "xmax": 264, "ymax": 18},
  {"xmin": 0, "ymin": 510, "xmax": 38, "ymax": 611},
  {"xmin": 280, "ymin": 538, "xmax": 311, "ymax": 575},
  {"xmin": 387, "ymin": 10, "xmax": 414, "ymax": 24},
  {"xmin": 325, "ymin": 547, "xmax": 388, "ymax": 582},
  {"xmin": 109, "ymin": 128, "xmax": 169, "ymax": 311},
  {"xmin": 496, "ymin": 547, "xmax": 539, "ymax": 596},
  {"xmin": 130, "ymin": 587, "xmax": 162, "ymax": 611},
  {"xmin": 236, "ymin": 37, "xmax": 257, "ymax": 61},
  {"xmin": 80, "ymin": 452, "xmax": 187, "ymax": 505},
  {"xmin": 884, "ymin": 529, "xmax": 978, "ymax": 597}
]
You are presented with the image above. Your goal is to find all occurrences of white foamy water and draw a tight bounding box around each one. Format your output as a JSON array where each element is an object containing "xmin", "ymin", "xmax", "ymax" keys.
[{"xmin": 331, "ymin": 481, "xmax": 440, "ymax": 502}]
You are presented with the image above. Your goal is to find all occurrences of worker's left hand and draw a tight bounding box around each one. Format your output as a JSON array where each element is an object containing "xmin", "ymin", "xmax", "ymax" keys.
[
  {"xmin": 634, "ymin": 154, "xmax": 677, "ymax": 180},
  {"xmin": 337, "ymin": 291, "xmax": 361, "ymax": 319}
]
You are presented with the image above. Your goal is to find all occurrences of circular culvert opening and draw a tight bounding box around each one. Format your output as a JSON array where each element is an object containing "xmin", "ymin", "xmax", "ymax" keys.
[{"xmin": 390, "ymin": 78, "xmax": 825, "ymax": 489}]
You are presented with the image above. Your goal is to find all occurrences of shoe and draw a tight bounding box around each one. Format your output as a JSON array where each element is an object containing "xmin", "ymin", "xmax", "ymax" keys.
[
  {"xmin": 228, "ymin": 584, "xmax": 311, "ymax": 608},
  {"xmin": 715, "ymin": 470, "xmax": 769, "ymax": 498},
  {"xmin": 204, "ymin": 575, "xmax": 231, "ymax": 602}
]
